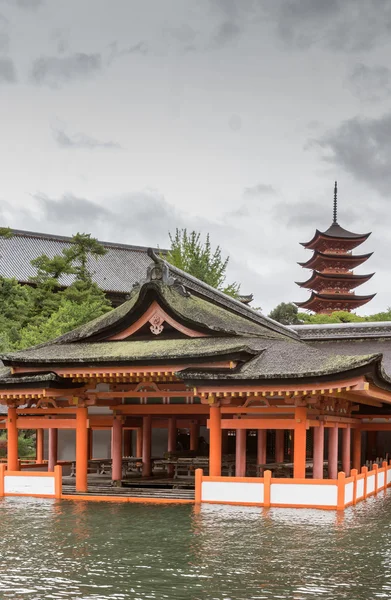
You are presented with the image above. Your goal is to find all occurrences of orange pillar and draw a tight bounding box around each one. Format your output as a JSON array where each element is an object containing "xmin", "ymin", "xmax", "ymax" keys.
[
  {"xmin": 48, "ymin": 428, "xmax": 58, "ymax": 472},
  {"xmin": 235, "ymin": 429, "xmax": 246, "ymax": 477},
  {"xmin": 352, "ymin": 428, "xmax": 362, "ymax": 471},
  {"xmin": 142, "ymin": 415, "xmax": 152, "ymax": 477},
  {"xmin": 167, "ymin": 417, "xmax": 176, "ymax": 477},
  {"xmin": 328, "ymin": 426, "xmax": 338, "ymax": 480},
  {"xmin": 124, "ymin": 429, "xmax": 132, "ymax": 457},
  {"xmin": 313, "ymin": 422, "xmax": 324, "ymax": 479},
  {"xmin": 76, "ymin": 407, "xmax": 88, "ymax": 493},
  {"xmin": 209, "ymin": 405, "xmax": 222, "ymax": 476},
  {"xmin": 293, "ymin": 407, "xmax": 307, "ymax": 479},
  {"xmin": 136, "ymin": 427, "xmax": 143, "ymax": 458},
  {"xmin": 257, "ymin": 430, "xmax": 267, "ymax": 465},
  {"xmin": 36, "ymin": 429, "xmax": 44, "ymax": 464},
  {"xmin": 275, "ymin": 430, "xmax": 284, "ymax": 463},
  {"xmin": 7, "ymin": 407, "xmax": 18, "ymax": 471},
  {"xmin": 342, "ymin": 426, "xmax": 351, "ymax": 475},
  {"xmin": 112, "ymin": 417, "xmax": 123, "ymax": 483},
  {"xmin": 190, "ymin": 421, "xmax": 199, "ymax": 452}
]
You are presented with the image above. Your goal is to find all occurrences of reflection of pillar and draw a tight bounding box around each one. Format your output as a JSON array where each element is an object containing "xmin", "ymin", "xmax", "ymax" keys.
[
  {"xmin": 328, "ymin": 426, "xmax": 338, "ymax": 480},
  {"xmin": 342, "ymin": 426, "xmax": 351, "ymax": 475},
  {"xmin": 48, "ymin": 428, "xmax": 58, "ymax": 472},
  {"xmin": 352, "ymin": 428, "xmax": 362, "ymax": 471},
  {"xmin": 76, "ymin": 407, "xmax": 88, "ymax": 492},
  {"xmin": 36, "ymin": 429, "xmax": 44, "ymax": 464},
  {"xmin": 7, "ymin": 407, "xmax": 18, "ymax": 471},
  {"xmin": 235, "ymin": 429, "xmax": 246, "ymax": 477},
  {"xmin": 123, "ymin": 429, "xmax": 132, "ymax": 457},
  {"xmin": 313, "ymin": 422, "xmax": 324, "ymax": 479},
  {"xmin": 112, "ymin": 418, "xmax": 123, "ymax": 483},
  {"xmin": 209, "ymin": 405, "xmax": 221, "ymax": 476},
  {"xmin": 293, "ymin": 407, "xmax": 307, "ymax": 479},
  {"xmin": 190, "ymin": 421, "xmax": 199, "ymax": 452},
  {"xmin": 142, "ymin": 415, "xmax": 152, "ymax": 477},
  {"xmin": 136, "ymin": 427, "xmax": 143, "ymax": 458},
  {"xmin": 257, "ymin": 430, "xmax": 267, "ymax": 465},
  {"xmin": 167, "ymin": 417, "xmax": 176, "ymax": 477},
  {"xmin": 275, "ymin": 430, "xmax": 284, "ymax": 463}
]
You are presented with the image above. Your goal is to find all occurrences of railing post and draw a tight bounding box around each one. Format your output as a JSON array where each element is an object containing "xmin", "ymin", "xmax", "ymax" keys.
[
  {"xmin": 362, "ymin": 466, "xmax": 368, "ymax": 499},
  {"xmin": 264, "ymin": 469, "xmax": 271, "ymax": 508},
  {"xmin": 337, "ymin": 471, "xmax": 345, "ymax": 510},
  {"xmin": 195, "ymin": 468, "xmax": 203, "ymax": 504},
  {"xmin": 54, "ymin": 465, "xmax": 62, "ymax": 499},
  {"xmin": 0, "ymin": 463, "xmax": 6, "ymax": 497},
  {"xmin": 351, "ymin": 468, "xmax": 358, "ymax": 505},
  {"xmin": 373, "ymin": 463, "xmax": 379, "ymax": 494}
]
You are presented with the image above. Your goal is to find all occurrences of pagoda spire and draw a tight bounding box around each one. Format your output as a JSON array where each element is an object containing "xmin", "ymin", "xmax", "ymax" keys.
[{"xmin": 333, "ymin": 181, "xmax": 337, "ymax": 224}]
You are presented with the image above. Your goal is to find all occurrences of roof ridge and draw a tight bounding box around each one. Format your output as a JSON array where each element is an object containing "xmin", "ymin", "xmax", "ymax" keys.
[{"xmin": 9, "ymin": 228, "xmax": 167, "ymax": 254}]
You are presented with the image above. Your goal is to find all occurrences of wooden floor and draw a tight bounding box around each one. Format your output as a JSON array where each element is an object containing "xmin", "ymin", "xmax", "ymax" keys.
[{"xmin": 62, "ymin": 474, "xmax": 195, "ymax": 500}]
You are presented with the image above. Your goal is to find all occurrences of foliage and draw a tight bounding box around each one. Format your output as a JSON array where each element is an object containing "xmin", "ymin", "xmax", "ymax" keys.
[
  {"xmin": 0, "ymin": 432, "xmax": 36, "ymax": 458},
  {"xmin": 0, "ymin": 231, "xmax": 111, "ymax": 352},
  {"xmin": 166, "ymin": 229, "xmax": 241, "ymax": 298},
  {"xmin": 268, "ymin": 302, "xmax": 301, "ymax": 325}
]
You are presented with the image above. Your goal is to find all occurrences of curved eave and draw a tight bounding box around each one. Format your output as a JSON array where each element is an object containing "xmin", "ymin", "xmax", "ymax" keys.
[
  {"xmin": 300, "ymin": 229, "xmax": 371, "ymax": 250},
  {"xmin": 298, "ymin": 251, "xmax": 373, "ymax": 270},
  {"xmin": 295, "ymin": 271, "xmax": 375, "ymax": 289},
  {"xmin": 295, "ymin": 292, "xmax": 376, "ymax": 310}
]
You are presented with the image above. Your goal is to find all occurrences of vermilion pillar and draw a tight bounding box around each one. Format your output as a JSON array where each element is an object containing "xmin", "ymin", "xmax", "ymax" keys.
[
  {"xmin": 112, "ymin": 417, "xmax": 123, "ymax": 483},
  {"xmin": 7, "ymin": 407, "xmax": 18, "ymax": 471},
  {"xmin": 124, "ymin": 429, "xmax": 132, "ymax": 457},
  {"xmin": 76, "ymin": 407, "xmax": 88, "ymax": 493},
  {"xmin": 328, "ymin": 426, "xmax": 338, "ymax": 480},
  {"xmin": 235, "ymin": 429, "xmax": 246, "ymax": 477},
  {"xmin": 313, "ymin": 422, "xmax": 324, "ymax": 479},
  {"xmin": 209, "ymin": 405, "xmax": 222, "ymax": 476},
  {"xmin": 352, "ymin": 428, "xmax": 362, "ymax": 471},
  {"xmin": 48, "ymin": 428, "xmax": 58, "ymax": 472},
  {"xmin": 142, "ymin": 415, "xmax": 152, "ymax": 477},
  {"xmin": 190, "ymin": 421, "xmax": 199, "ymax": 452},
  {"xmin": 136, "ymin": 427, "xmax": 143, "ymax": 458},
  {"xmin": 293, "ymin": 407, "xmax": 307, "ymax": 479},
  {"xmin": 167, "ymin": 417, "xmax": 176, "ymax": 477},
  {"xmin": 36, "ymin": 429, "xmax": 44, "ymax": 464},
  {"xmin": 342, "ymin": 426, "xmax": 351, "ymax": 475},
  {"xmin": 275, "ymin": 430, "xmax": 285, "ymax": 463},
  {"xmin": 257, "ymin": 430, "xmax": 267, "ymax": 465}
]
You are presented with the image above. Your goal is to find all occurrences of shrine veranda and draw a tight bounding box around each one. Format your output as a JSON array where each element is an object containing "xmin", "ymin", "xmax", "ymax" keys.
[{"xmin": 1, "ymin": 252, "xmax": 391, "ymax": 510}]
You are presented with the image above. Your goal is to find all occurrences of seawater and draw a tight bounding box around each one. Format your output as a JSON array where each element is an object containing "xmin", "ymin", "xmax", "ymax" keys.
[{"xmin": 1, "ymin": 494, "xmax": 391, "ymax": 599}]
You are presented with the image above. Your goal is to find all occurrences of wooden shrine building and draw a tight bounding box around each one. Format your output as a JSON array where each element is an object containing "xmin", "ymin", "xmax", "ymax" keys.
[
  {"xmin": 1, "ymin": 251, "xmax": 391, "ymax": 506},
  {"xmin": 296, "ymin": 182, "xmax": 375, "ymax": 314}
]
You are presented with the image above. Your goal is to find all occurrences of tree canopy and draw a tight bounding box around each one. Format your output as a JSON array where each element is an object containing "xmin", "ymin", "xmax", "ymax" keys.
[
  {"xmin": 268, "ymin": 302, "xmax": 301, "ymax": 325},
  {"xmin": 166, "ymin": 229, "xmax": 241, "ymax": 298},
  {"xmin": 268, "ymin": 302, "xmax": 391, "ymax": 325},
  {"xmin": 0, "ymin": 232, "xmax": 111, "ymax": 352}
]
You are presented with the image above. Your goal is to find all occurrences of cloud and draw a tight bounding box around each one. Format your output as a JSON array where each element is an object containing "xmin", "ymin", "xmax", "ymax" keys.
[
  {"xmin": 348, "ymin": 64, "xmax": 391, "ymax": 102},
  {"xmin": 53, "ymin": 128, "xmax": 121, "ymax": 150},
  {"xmin": 269, "ymin": 0, "xmax": 391, "ymax": 51},
  {"xmin": 31, "ymin": 53, "xmax": 101, "ymax": 87},
  {"xmin": 0, "ymin": 0, "xmax": 42, "ymax": 8},
  {"xmin": 32, "ymin": 192, "xmax": 111, "ymax": 225},
  {"xmin": 0, "ymin": 57, "xmax": 16, "ymax": 83},
  {"xmin": 212, "ymin": 21, "xmax": 240, "ymax": 47},
  {"xmin": 244, "ymin": 183, "xmax": 276, "ymax": 198},
  {"xmin": 313, "ymin": 113, "xmax": 391, "ymax": 196},
  {"xmin": 107, "ymin": 41, "xmax": 148, "ymax": 64}
]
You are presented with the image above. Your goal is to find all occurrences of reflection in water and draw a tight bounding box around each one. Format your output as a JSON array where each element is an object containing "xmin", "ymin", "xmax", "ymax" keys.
[{"xmin": 0, "ymin": 494, "xmax": 391, "ymax": 598}]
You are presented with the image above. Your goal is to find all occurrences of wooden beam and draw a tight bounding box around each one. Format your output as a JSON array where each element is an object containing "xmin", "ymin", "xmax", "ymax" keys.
[
  {"xmin": 17, "ymin": 418, "xmax": 76, "ymax": 429},
  {"xmin": 112, "ymin": 405, "xmax": 210, "ymax": 415},
  {"xmin": 16, "ymin": 408, "xmax": 77, "ymax": 415},
  {"xmin": 94, "ymin": 391, "xmax": 194, "ymax": 399},
  {"xmin": 217, "ymin": 418, "xmax": 297, "ymax": 430},
  {"xmin": 325, "ymin": 392, "xmax": 383, "ymax": 408}
]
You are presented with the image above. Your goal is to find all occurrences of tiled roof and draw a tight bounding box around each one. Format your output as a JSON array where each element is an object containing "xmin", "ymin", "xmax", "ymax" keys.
[{"xmin": 0, "ymin": 229, "xmax": 164, "ymax": 294}]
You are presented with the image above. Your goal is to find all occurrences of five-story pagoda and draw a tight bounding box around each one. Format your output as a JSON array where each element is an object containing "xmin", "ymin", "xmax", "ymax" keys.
[{"xmin": 295, "ymin": 182, "xmax": 375, "ymax": 314}]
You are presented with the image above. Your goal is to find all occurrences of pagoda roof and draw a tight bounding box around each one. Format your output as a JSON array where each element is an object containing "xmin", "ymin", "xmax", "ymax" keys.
[
  {"xmin": 296, "ymin": 271, "xmax": 374, "ymax": 290},
  {"xmin": 301, "ymin": 223, "xmax": 371, "ymax": 250},
  {"xmin": 295, "ymin": 291, "xmax": 376, "ymax": 312},
  {"xmin": 1, "ymin": 252, "xmax": 389, "ymax": 391},
  {"xmin": 298, "ymin": 250, "xmax": 373, "ymax": 270}
]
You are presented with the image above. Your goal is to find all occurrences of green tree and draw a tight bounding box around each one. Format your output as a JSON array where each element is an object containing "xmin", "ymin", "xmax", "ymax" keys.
[
  {"xmin": 63, "ymin": 232, "xmax": 107, "ymax": 283},
  {"xmin": 166, "ymin": 229, "xmax": 240, "ymax": 298},
  {"xmin": 268, "ymin": 302, "xmax": 301, "ymax": 325}
]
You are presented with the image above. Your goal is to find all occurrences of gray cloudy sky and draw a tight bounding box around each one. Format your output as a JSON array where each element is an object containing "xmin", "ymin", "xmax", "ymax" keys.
[{"xmin": 1, "ymin": 0, "xmax": 391, "ymax": 314}]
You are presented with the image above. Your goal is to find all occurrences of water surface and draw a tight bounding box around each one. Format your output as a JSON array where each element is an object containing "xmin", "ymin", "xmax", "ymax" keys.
[{"xmin": 1, "ymin": 494, "xmax": 391, "ymax": 599}]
